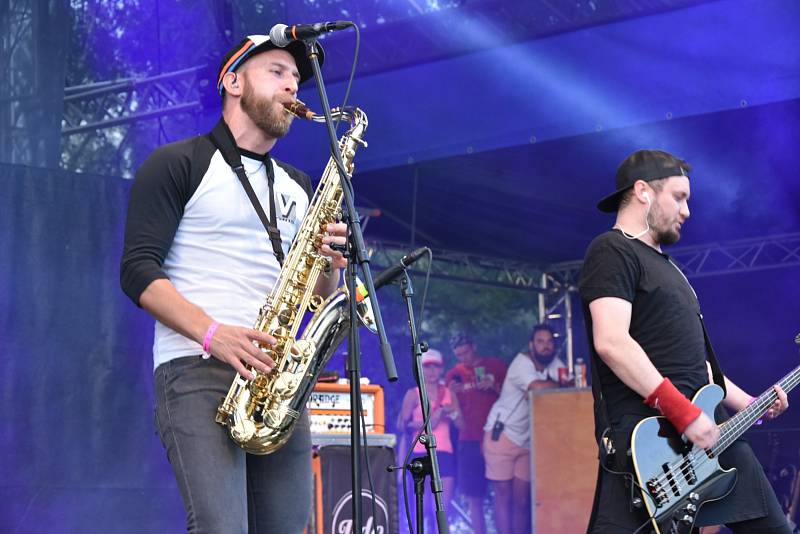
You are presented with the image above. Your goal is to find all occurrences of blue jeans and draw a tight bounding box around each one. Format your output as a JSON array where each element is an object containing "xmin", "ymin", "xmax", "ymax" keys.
[{"xmin": 154, "ymin": 355, "xmax": 312, "ymax": 533}]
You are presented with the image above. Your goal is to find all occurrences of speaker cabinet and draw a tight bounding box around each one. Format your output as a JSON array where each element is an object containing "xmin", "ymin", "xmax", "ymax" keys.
[{"xmin": 308, "ymin": 435, "xmax": 398, "ymax": 534}]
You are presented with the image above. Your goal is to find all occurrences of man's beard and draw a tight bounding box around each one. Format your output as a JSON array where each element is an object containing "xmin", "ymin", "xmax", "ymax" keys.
[
  {"xmin": 532, "ymin": 350, "xmax": 555, "ymax": 367},
  {"xmin": 647, "ymin": 205, "xmax": 681, "ymax": 246},
  {"xmin": 240, "ymin": 82, "xmax": 293, "ymax": 139}
]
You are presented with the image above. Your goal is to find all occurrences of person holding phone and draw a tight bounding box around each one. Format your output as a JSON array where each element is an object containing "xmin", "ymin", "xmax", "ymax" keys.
[{"xmin": 445, "ymin": 332, "xmax": 506, "ymax": 534}]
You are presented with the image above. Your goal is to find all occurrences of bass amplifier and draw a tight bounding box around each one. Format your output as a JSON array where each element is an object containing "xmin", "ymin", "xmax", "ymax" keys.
[{"xmin": 307, "ymin": 382, "xmax": 385, "ymax": 435}]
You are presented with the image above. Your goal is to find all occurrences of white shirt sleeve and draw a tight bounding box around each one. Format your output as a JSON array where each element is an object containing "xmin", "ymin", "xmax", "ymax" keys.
[{"xmin": 508, "ymin": 354, "xmax": 538, "ymax": 390}]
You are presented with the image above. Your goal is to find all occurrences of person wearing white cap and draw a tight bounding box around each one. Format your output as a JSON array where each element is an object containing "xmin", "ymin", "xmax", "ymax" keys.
[
  {"xmin": 397, "ymin": 348, "xmax": 464, "ymax": 529},
  {"xmin": 121, "ymin": 33, "xmax": 346, "ymax": 532}
]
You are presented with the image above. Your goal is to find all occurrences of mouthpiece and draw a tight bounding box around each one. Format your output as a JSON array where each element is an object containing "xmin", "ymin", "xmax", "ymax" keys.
[
  {"xmin": 283, "ymin": 100, "xmax": 316, "ymax": 120},
  {"xmin": 282, "ymin": 100, "xmax": 357, "ymax": 125}
]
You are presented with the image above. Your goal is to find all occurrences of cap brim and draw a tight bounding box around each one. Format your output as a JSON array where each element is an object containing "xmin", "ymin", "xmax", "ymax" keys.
[
  {"xmin": 249, "ymin": 40, "xmax": 322, "ymax": 85},
  {"xmin": 596, "ymin": 186, "xmax": 631, "ymax": 213}
]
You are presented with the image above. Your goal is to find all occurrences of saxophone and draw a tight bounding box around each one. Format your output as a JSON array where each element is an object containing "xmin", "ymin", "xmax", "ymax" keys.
[{"xmin": 215, "ymin": 101, "xmax": 375, "ymax": 454}]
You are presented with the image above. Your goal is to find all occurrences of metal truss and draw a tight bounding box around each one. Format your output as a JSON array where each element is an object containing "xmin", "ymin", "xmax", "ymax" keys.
[
  {"xmin": 1, "ymin": 0, "xmax": 70, "ymax": 167},
  {"xmin": 539, "ymin": 232, "xmax": 800, "ymax": 371},
  {"xmin": 60, "ymin": 67, "xmax": 205, "ymax": 176},
  {"xmin": 545, "ymin": 232, "xmax": 800, "ymax": 286},
  {"xmin": 665, "ymin": 232, "xmax": 800, "ymax": 278},
  {"xmin": 62, "ymin": 67, "xmax": 203, "ymax": 136},
  {"xmin": 2, "ymin": 0, "xmax": 35, "ymax": 164},
  {"xmin": 539, "ymin": 272, "xmax": 578, "ymax": 373},
  {"xmin": 368, "ymin": 232, "xmax": 800, "ymax": 303},
  {"xmin": 366, "ymin": 240, "xmax": 544, "ymax": 291},
  {"xmin": 537, "ymin": 260, "xmax": 582, "ymax": 366}
]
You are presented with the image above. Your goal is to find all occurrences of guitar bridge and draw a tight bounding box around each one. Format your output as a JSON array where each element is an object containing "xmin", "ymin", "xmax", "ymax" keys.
[{"xmin": 646, "ymin": 478, "xmax": 668, "ymax": 507}]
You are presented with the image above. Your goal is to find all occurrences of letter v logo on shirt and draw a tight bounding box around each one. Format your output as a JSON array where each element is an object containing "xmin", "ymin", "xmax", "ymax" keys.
[{"xmin": 278, "ymin": 193, "xmax": 298, "ymax": 223}]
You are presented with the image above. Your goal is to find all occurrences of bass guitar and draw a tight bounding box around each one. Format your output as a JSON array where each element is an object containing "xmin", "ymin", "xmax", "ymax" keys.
[{"xmin": 630, "ymin": 364, "xmax": 800, "ymax": 534}]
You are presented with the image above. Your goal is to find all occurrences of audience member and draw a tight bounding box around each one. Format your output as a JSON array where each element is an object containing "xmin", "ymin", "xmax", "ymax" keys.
[
  {"xmin": 397, "ymin": 349, "xmax": 464, "ymax": 528},
  {"xmin": 482, "ymin": 324, "xmax": 563, "ymax": 534},
  {"xmin": 445, "ymin": 332, "xmax": 507, "ymax": 534}
]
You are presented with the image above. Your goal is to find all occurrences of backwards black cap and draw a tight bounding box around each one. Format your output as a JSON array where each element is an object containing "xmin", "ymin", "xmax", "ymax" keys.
[{"xmin": 597, "ymin": 149, "xmax": 691, "ymax": 212}]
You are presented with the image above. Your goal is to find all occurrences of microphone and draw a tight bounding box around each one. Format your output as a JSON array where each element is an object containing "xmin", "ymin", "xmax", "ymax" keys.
[
  {"xmin": 373, "ymin": 247, "xmax": 429, "ymax": 290},
  {"xmin": 269, "ymin": 21, "xmax": 351, "ymax": 47},
  {"xmin": 355, "ymin": 247, "xmax": 430, "ymax": 302}
]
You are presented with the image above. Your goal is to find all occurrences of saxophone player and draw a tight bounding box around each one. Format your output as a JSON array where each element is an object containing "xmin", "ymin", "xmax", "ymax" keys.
[{"xmin": 120, "ymin": 34, "xmax": 346, "ymax": 533}]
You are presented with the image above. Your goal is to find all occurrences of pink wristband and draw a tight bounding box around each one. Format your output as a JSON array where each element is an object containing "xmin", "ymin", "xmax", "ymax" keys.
[{"xmin": 202, "ymin": 321, "xmax": 220, "ymax": 355}]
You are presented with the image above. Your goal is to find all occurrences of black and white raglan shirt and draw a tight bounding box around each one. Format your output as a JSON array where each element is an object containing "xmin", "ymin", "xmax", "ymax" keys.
[{"xmin": 120, "ymin": 131, "xmax": 313, "ymax": 370}]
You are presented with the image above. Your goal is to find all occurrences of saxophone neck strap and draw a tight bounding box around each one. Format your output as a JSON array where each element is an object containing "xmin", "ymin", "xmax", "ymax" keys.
[{"xmin": 210, "ymin": 118, "xmax": 284, "ymax": 266}]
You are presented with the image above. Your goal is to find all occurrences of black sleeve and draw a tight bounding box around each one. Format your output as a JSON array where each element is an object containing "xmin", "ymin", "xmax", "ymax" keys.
[
  {"xmin": 274, "ymin": 159, "xmax": 313, "ymax": 201},
  {"xmin": 119, "ymin": 138, "xmax": 210, "ymax": 306},
  {"xmin": 578, "ymin": 232, "xmax": 641, "ymax": 304}
]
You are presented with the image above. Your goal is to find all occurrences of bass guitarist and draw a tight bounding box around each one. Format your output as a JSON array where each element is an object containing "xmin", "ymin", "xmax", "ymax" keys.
[{"xmin": 578, "ymin": 149, "xmax": 790, "ymax": 533}]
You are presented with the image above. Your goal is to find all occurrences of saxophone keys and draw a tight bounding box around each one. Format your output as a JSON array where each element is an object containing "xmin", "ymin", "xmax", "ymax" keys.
[
  {"xmin": 277, "ymin": 309, "xmax": 293, "ymax": 326},
  {"xmin": 231, "ymin": 419, "xmax": 257, "ymax": 442},
  {"xmin": 308, "ymin": 294, "xmax": 324, "ymax": 312},
  {"xmin": 288, "ymin": 348, "xmax": 304, "ymax": 365},
  {"xmin": 273, "ymin": 372, "xmax": 300, "ymax": 394},
  {"xmin": 263, "ymin": 409, "xmax": 282, "ymax": 429},
  {"xmin": 271, "ymin": 327, "xmax": 289, "ymax": 347},
  {"xmin": 292, "ymin": 339, "xmax": 316, "ymax": 361}
]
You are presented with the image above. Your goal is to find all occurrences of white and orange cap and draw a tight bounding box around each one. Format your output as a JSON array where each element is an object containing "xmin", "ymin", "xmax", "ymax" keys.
[{"xmin": 216, "ymin": 34, "xmax": 324, "ymax": 96}]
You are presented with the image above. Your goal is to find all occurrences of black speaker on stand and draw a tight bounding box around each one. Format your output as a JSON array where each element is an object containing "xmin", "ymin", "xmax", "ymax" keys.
[{"xmin": 309, "ymin": 434, "xmax": 398, "ymax": 534}]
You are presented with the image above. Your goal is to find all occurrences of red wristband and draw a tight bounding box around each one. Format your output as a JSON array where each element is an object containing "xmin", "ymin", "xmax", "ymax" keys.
[{"xmin": 644, "ymin": 378, "xmax": 701, "ymax": 434}]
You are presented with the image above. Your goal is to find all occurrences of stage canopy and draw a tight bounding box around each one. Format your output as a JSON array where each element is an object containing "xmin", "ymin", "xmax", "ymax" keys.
[{"xmin": 275, "ymin": 0, "xmax": 800, "ymax": 263}]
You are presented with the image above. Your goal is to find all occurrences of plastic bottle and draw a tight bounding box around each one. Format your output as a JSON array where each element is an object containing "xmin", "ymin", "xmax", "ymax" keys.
[{"xmin": 574, "ymin": 358, "xmax": 587, "ymax": 388}]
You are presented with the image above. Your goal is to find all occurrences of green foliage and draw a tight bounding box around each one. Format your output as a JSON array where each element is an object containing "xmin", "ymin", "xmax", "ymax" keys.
[
  {"xmin": 61, "ymin": 0, "xmax": 226, "ymax": 177},
  {"xmin": 418, "ymin": 278, "xmax": 538, "ymax": 364}
]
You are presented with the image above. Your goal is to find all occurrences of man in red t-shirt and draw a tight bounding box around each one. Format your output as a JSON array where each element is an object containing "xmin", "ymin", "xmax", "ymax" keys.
[{"xmin": 445, "ymin": 332, "xmax": 507, "ymax": 534}]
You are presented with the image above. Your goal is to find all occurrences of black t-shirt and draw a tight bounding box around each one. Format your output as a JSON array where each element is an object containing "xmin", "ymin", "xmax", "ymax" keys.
[
  {"xmin": 579, "ymin": 230, "xmax": 773, "ymax": 527},
  {"xmin": 578, "ymin": 229, "xmax": 709, "ymax": 427}
]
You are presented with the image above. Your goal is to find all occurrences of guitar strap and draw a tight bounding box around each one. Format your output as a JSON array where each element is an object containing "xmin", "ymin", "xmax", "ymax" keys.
[
  {"xmin": 699, "ymin": 312, "xmax": 727, "ymax": 395},
  {"xmin": 209, "ymin": 118, "xmax": 285, "ymax": 266}
]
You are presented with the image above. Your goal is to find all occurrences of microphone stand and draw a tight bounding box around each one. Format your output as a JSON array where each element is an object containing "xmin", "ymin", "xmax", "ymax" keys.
[
  {"xmin": 399, "ymin": 270, "xmax": 449, "ymax": 534},
  {"xmin": 302, "ymin": 37, "xmax": 398, "ymax": 530}
]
